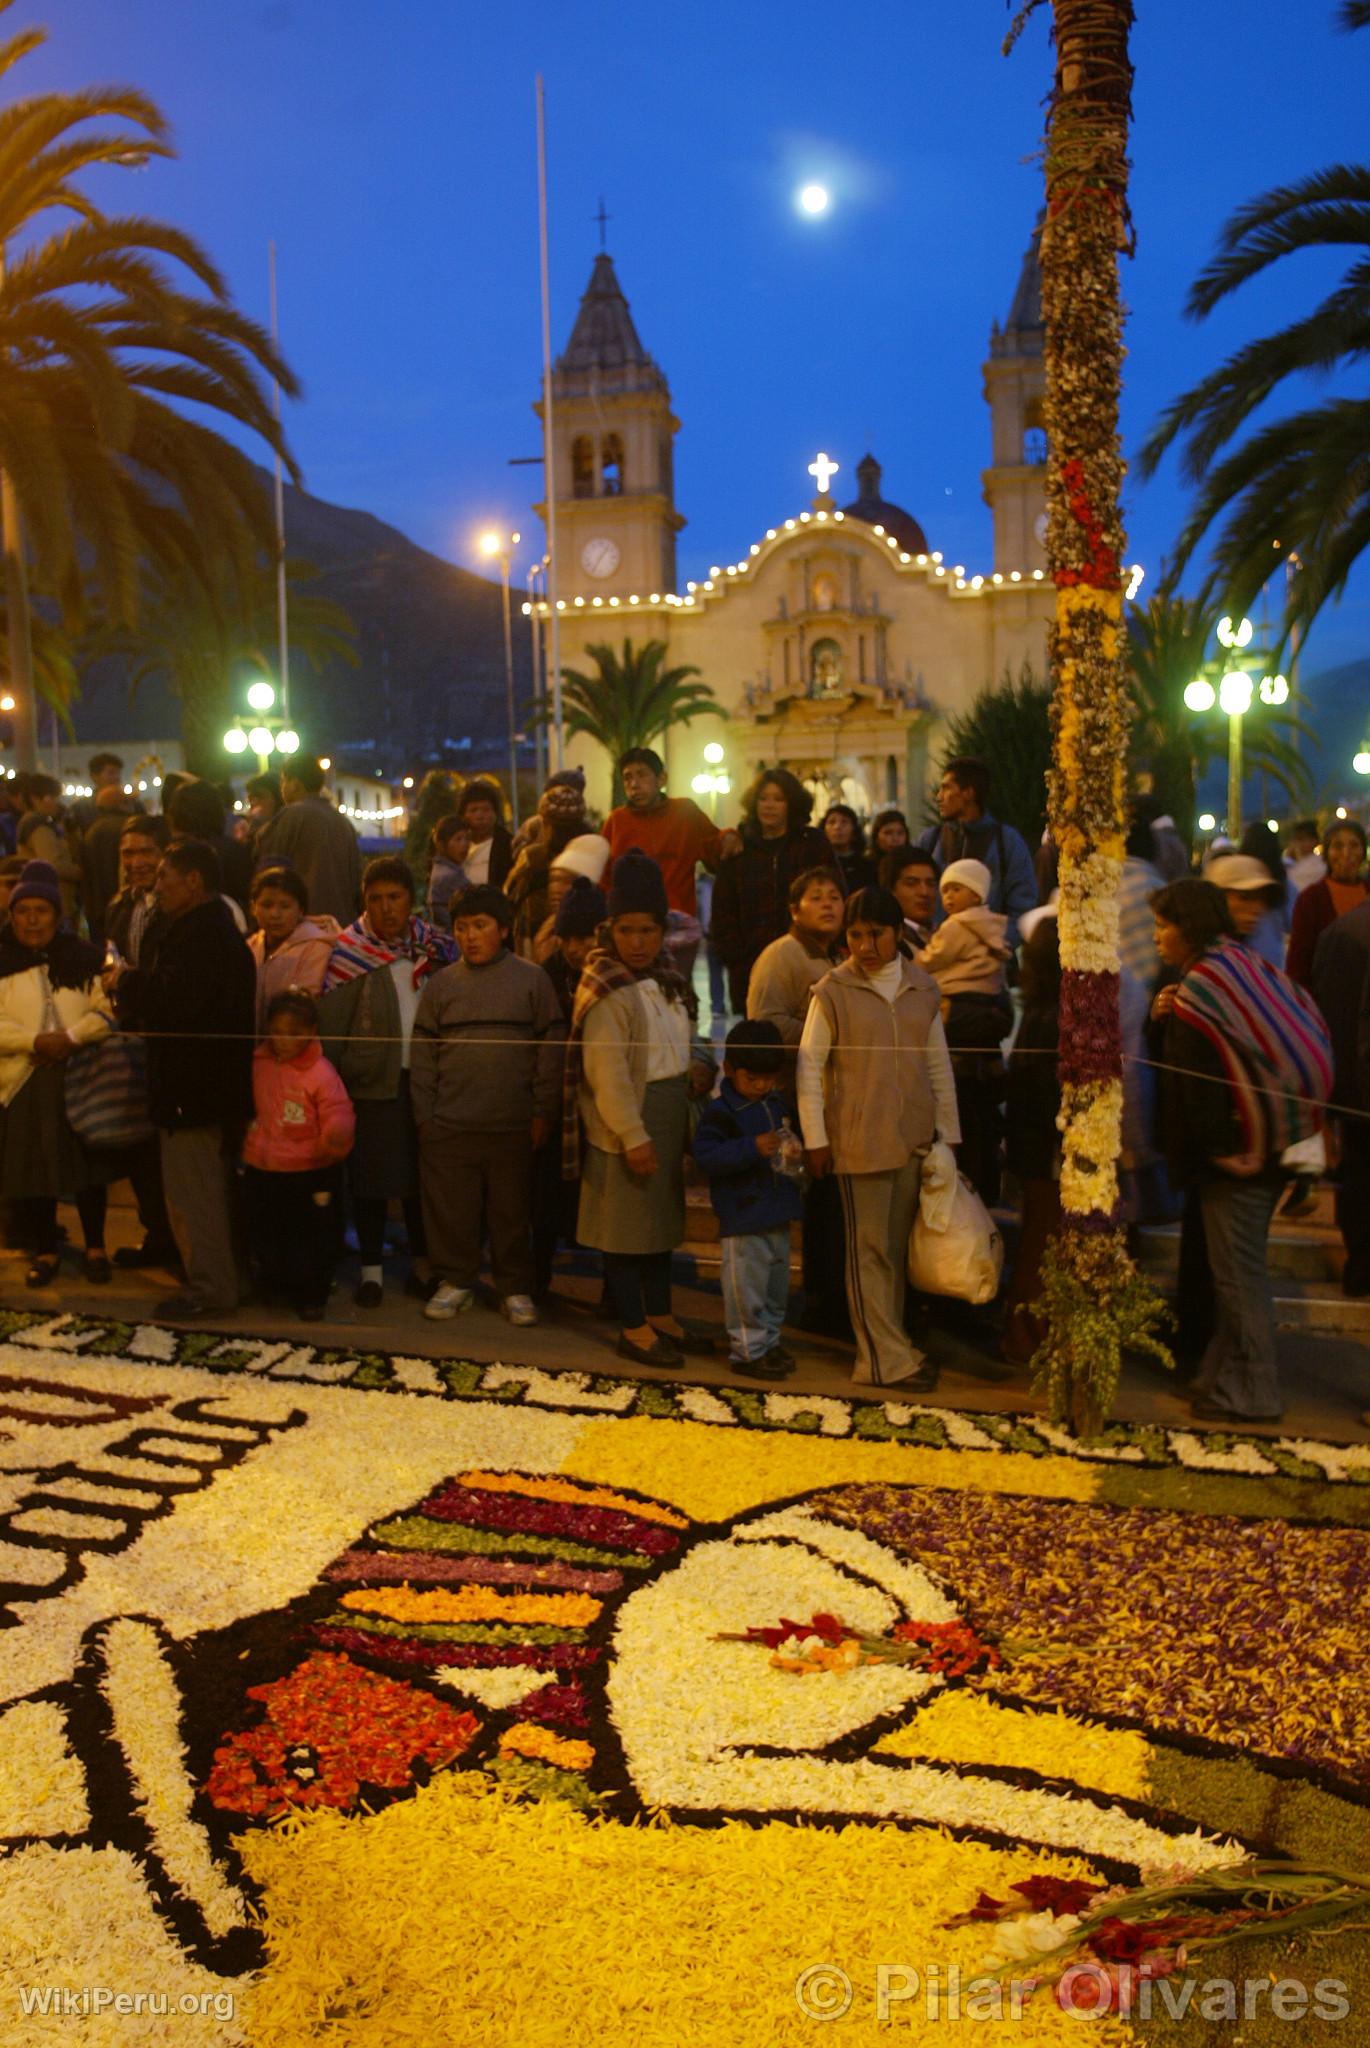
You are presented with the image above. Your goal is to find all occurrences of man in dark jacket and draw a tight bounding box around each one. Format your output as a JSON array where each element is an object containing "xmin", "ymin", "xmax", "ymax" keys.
[
  {"xmin": 917, "ymin": 756, "xmax": 1038, "ymax": 947},
  {"xmin": 111, "ymin": 839, "xmax": 255, "ymax": 1318},
  {"xmin": 1312, "ymin": 897, "xmax": 1370, "ymax": 1296},
  {"xmin": 80, "ymin": 785, "xmax": 141, "ymax": 948},
  {"xmin": 256, "ymin": 756, "xmax": 362, "ymax": 924}
]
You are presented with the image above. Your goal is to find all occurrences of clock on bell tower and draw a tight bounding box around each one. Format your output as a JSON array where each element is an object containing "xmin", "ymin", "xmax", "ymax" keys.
[{"xmin": 535, "ymin": 251, "xmax": 685, "ymax": 599}]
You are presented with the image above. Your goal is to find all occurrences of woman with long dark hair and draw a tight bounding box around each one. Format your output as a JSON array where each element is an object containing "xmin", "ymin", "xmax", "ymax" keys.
[
  {"xmin": 710, "ymin": 768, "xmax": 832, "ymax": 1011},
  {"xmin": 820, "ymin": 803, "xmax": 876, "ymax": 896}
]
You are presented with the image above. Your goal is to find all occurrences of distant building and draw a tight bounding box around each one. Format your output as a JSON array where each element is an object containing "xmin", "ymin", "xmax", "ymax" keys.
[{"xmin": 531, "ymin": 230, "xmax": 1056, "ymax": 817}]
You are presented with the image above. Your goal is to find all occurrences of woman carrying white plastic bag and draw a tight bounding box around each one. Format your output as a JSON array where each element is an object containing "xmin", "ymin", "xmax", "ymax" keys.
[{"xmin": 799, "ymin": 886, "xmax": 960, "ymax": 1390}]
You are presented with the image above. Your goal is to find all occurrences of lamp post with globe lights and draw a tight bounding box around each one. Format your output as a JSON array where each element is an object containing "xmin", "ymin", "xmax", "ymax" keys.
[
  {"xmin": 223, "ymin": 676, "xmax": 299, "ymax": 778},
  {"xmin": 1181, "ymin": 614, "xmax": 1289, "ymax": 839},
  {"xmin": 479, "ymin": 527, "xmax": 522, "ymax": 830},
  {"xmin": 691, "ymin": 741, "xmax": 731, "ymax": 820}
]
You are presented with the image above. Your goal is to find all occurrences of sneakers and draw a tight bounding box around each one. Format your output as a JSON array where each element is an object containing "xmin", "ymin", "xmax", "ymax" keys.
[
  {"xmin": 424, "ymin": 1283, "xmax": 475, "ymax": 1321},
  {"xmin": 501, "ymin": 1295, "xmax": 539, "ymax": 1327}
]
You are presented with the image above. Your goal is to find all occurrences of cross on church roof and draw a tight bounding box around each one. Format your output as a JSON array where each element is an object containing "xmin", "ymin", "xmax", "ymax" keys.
[
  {"xmin": 808, "ymin": 451, "xmax": 839, "ymax": 495},
  {"xmin": 594, "ymin": 198, "xmax": 611, "ymax": 251}
]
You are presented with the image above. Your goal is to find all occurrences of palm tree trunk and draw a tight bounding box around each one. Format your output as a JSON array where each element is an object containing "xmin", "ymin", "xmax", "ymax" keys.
[
  {"xmin": 1036, "ymin": 0, "xmax": 1161, "ymax": 1435},
  {"xmin": 1, "ymin": 479, "xmax": 38, "ymax": 774}
]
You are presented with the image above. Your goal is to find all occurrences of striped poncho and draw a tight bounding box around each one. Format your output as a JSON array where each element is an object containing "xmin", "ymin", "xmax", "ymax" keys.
[{"xmin": 1172, "ymin": 937, "xmax": 1332, "ymax": 1162}]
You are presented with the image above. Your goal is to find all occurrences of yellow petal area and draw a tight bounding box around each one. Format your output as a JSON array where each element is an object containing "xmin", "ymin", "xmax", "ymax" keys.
[
  {"xmin": 0, "ymin": 1700, "xmax": 90, "ymax": 1837},
  {"xmin": 238, "ymin": 1771, "xmax": 1132, "ymax": 2047},
  {"xmin": 875, "ymin": 1690, "xmax": 1149, "ymax": 1804},
  {"xmin": 338, "ymin": 1584, "xmax": 602, "ymax": 1628},
  {"xmin": 498, "ymin": 1723, "xmax": 596, "ymax": 1773},
  {"xmin": 558, "ymin": 1418, "xmax": 1099, "ymax": 1526},
  {"xmin": 457, "ymin": 1469, "xmax": 689, "ymax": 1528}
]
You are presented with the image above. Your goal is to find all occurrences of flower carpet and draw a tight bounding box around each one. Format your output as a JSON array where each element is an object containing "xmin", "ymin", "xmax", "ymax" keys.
[{"xmin": 1, "ymin": 1308, "xmax": 1368, "ymax": 2044}]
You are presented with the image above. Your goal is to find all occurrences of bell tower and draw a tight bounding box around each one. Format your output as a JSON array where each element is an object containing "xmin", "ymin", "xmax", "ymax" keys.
[
  {"xmin": 536, "ymin": 253, "xmax": 684, "ymax": 598},
  {"xmin": 981, "ymin": 219, "xmax": 1047, "ymax": 575}
]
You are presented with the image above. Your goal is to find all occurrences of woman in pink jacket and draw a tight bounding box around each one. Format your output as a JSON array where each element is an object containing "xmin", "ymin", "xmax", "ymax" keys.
[
  {"xmin": 247, "ymin": 866, "xmax": 340, "ymax": 1032},
  {"xmin": 241, "ymin": 989, "xmax": 356, "ymax": 1318}
]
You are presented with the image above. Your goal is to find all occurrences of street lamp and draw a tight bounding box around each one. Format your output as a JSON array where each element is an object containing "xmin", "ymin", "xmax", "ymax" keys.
[
  {"xmin": 223, "ymin": 674, "xmax": 293, "ymax": 776},
  {"xmin": 479, "ymin": 526, "xmax": 522, "ymax": 830},
  {"xmin": 691, "ymin": 744, "xmax": 731, "ymax": 817},
  {"xmin": 1183, "ymin": 615, "xmax": 1289, "ymax": 839}
]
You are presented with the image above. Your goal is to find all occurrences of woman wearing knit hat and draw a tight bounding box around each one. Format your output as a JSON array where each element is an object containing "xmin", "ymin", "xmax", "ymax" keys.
[
  {"xmin": 562, "ymin": 848, "xmax": 701, "ymax": 1367},
  {"xmin": 529, "ymin": 876, "xmax": 606, "ymax": 1298},
  {"xmin": 917, "ymin": 857, "xmax": 1012, "ymax": 1205},
  {"xmin": 0, "ymin": 863, "xmax": 118, "ymax": 1285},
  {"xmin": 527, "ymin": 833, "xmax": 611, "ymax": 964},
  {"xmin": 505, "ymin": 774, "xmax": 591, "ymax": 955},
  {"xmin": 798, "ymin": 885, "xmax": 961, "ymax": 1389}
]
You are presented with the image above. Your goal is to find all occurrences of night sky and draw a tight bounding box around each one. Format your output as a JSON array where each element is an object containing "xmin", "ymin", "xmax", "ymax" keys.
[{"xmin": 33, "ymin": 0, "xmax": 1370, "ymax": 674}]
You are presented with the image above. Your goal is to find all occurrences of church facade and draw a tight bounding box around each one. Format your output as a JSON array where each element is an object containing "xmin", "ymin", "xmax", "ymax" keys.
[{"xmin": 527, "ymin": 234, "xmax": 1055, "ymax": 820}]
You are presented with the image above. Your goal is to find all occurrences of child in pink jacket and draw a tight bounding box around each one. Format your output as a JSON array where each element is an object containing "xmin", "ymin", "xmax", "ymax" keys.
[{"xmin": 242, "ymin": 990, "xmax": 356, "ymax": 1318}]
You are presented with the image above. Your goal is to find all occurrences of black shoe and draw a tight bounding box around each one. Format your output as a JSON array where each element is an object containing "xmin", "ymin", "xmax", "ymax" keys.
[
  {"xmin": 655, "ymin": 1321, "xmax": 720, "ymax": 1358},
  {"xmin": 1190, "ymin": 1395, "xmax": 1284, "ymax": 1425},
  {"xmin": 904, "ymin": 1361, "xmax": 941, "ymax": 1394},
  {"xmin": 154, "ymin": 1293, "xmax": 232, "ymax": 1321},
  {"xmin": 113, "ymin": 1240, "xmax": 179, "ymax": 1271},
  {"xmin": 616, "ymin": 1332, "xmax": 683, "ymax": 1369},
  {"xmin": 766, "ymin": 1342, "xmax": 799, "ymax": 1372},
  {"xmin": 732, "ymin": 1351, "xmax": 793, "ymax": 1381},
  {"xmin": 404, "ymin": 1270, "xmax": 440, "ymax": 1302},
  {"xmin": 354, "ymin": 1280, "xmax": 384, "ymax": 1309},
  {"xmin": 25, "ymin": 1253, "xmax": 60, "ymax": 1289}
]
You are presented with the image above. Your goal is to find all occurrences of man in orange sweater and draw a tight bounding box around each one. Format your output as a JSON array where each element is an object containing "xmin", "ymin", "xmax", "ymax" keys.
[
  {"xmin": 604, "ymin": 748, "xmax": 741, "ymax": 973},
  {"xmin": 605, "ymin": 749, "xmax": 741, "ymax": 918}
]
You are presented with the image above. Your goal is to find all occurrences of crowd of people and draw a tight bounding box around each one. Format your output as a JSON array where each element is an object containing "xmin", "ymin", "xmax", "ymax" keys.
[{"xmin": 0, "ymin": 741, "xmax": 1363, "ymax": 1424}]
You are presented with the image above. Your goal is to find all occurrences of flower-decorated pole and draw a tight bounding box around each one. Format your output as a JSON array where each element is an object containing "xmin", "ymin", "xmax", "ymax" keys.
[{"xmin": 1013, "ymin": 0, "xmax": 1169, "ymax": 1432}]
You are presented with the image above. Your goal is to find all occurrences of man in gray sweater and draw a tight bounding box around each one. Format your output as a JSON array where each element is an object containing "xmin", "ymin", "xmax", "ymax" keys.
[{"xmin": 410, "ymin": 885, "xmax": 565, "ymax": 1326}]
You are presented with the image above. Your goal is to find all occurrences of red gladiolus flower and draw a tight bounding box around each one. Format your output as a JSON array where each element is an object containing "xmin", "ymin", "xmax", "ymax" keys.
[{"xmin": 1013, "ymin": 1875, "xmax": 1106, "ymax": 1917}]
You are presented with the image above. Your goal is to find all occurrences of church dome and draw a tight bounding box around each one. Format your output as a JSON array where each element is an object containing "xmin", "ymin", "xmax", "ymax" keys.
[{"xmin": 840, "ymin": 453, "xmax": 929, "ymax": 555}]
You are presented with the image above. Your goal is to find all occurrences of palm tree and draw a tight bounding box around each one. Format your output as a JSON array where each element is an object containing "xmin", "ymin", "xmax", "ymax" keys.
[
  {"xmin": 1126, "ymin": 594, "xmax": 1312, "ymax": 831},
  {"xmin": 938, "ymin": 665, "xmax": 1052, "ymax": 848},
  {"xmin": 98, "ymin": 560, "xmax": 356, "ymax": 777},
  {"xmin": 534, "ymin": 639, "xmax": 716, "ymax": 792},
  {"xmin": 1138, "ymin": 9, "xmax": 1369, "ymax": 641},
  {"xmin": 0, "ymin": 3, "xmax": 297, "ymax": 764}
]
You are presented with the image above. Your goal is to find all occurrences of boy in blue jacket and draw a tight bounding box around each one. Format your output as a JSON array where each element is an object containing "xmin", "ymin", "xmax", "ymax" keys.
[{"xmin": 692, "ymin": 1019, "xmax": 804, "ymax": 1381}]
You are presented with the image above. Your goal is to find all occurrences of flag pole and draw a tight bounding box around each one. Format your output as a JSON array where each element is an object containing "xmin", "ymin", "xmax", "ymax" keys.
[
  {"xmin": 269, "ymin": 240, "xmax": 290, "ymax": 724},
  {"xmin": 535, "ymin": 76, "xmax": 563, "ymax": 769}
]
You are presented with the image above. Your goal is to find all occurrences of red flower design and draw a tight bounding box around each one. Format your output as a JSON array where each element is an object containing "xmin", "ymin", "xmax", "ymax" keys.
[{"xmin": 206, "ymin": 1652, "xmax": 479, "ymax": 1820}]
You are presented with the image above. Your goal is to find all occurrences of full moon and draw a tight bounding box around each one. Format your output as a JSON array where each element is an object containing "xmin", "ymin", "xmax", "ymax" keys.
[{"xmin": 797, "ymin": 182, "xmax": 830, "ymax": 216}]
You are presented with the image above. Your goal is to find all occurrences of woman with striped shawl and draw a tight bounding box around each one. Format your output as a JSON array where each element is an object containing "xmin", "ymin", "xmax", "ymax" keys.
[
  {"xmin": 1151, "ymin": 878, "xmax": 1332, "ymax": 1424},
  {"xmin": 317, "ymin": 855, "xmax": 455, "ymax": 1308}
]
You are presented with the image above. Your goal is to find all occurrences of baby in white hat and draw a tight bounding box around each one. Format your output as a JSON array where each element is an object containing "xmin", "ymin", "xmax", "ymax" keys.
[{"xmin": 917, "ymin": 858, "xmax": 1011, "ymax": 1013}]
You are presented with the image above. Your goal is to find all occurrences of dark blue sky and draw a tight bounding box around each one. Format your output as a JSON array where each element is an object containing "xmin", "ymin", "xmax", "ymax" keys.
[{"xmin": 36, "ymin": 0, "xmax": 1370, "ymax": 675}]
